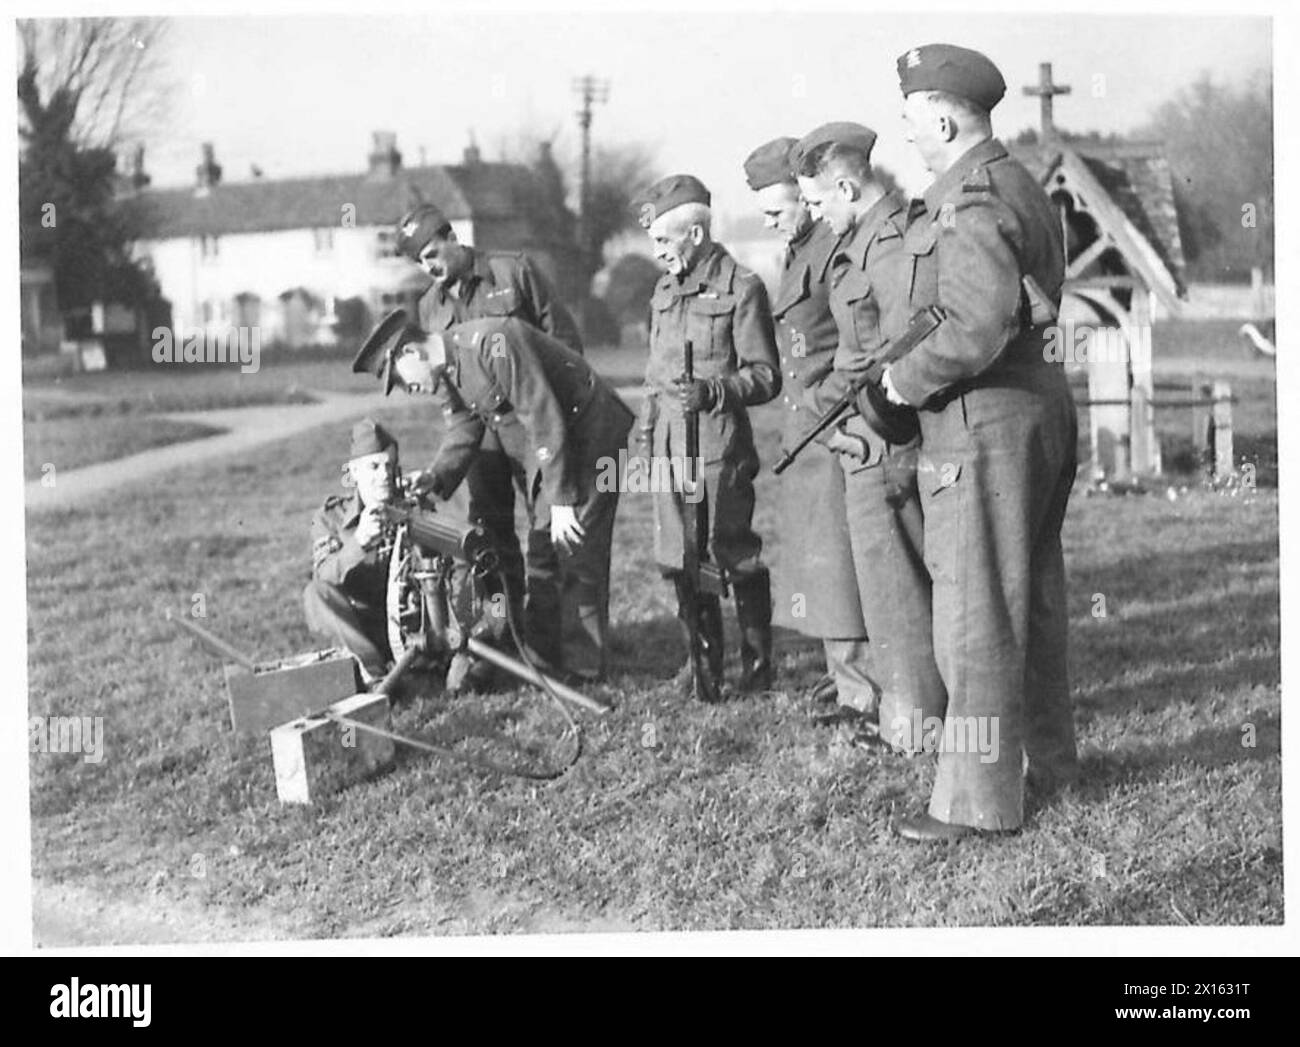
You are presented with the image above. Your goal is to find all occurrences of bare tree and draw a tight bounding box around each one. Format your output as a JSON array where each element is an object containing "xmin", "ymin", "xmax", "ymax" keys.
[
  {"xmin": 1137, "ymin": 71, "xmax": 1273, "ymax": 280},
  {"xmin": 18, "ymin": 17, "xmax": 171, "ymax": 317},
  {"xmin": 493, "ymin": 127, "xmax": 661, "ymax": 264},
  {"xmin": 17, "ymin": 17, "xmax": 171, "ymax": 151}
]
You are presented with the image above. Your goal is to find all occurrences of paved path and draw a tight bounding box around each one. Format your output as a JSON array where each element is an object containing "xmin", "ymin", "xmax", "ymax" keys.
[
  {"xmin": 25, "ymin": 390, "xmax": 388, "ymax": 513},
  {"xmin": 25, "ymin": 384, "xmax": 647, "ymax": 513}
]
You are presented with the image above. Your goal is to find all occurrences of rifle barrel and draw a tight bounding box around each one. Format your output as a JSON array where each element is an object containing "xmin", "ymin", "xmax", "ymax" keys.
[{"xmin": 771, "ymin": 306, "xmax": 945, "ymax": 476}]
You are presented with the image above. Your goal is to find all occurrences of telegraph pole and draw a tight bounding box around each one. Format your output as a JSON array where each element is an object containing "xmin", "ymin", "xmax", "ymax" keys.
[{"xmin": 571, "ymin": 75, "xmax": 610, "ymax": 263}]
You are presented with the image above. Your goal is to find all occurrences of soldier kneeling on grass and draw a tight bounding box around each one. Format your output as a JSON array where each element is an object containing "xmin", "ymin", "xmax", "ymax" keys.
[{"xmin": 303, "ymin": 418, "xmax": 406, "ymax": 689}]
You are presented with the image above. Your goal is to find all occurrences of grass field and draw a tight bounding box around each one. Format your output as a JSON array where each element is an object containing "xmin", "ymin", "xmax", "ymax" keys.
[
  {"xmin": 25, "ymin": 323, "xmax": 1281, "ymax": 936},
  {"xmin": 22, "ymin": 416, "xmax": 225, "ymax": 482}
]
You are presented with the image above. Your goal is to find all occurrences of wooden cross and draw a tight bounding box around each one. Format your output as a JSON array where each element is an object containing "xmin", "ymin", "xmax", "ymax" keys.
[{"xmin": 1023, "ymin": 62, "xmax": 1071, "ymax": 140}]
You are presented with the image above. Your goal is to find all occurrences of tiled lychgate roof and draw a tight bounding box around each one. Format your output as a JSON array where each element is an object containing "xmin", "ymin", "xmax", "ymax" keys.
[{"xmin": 1013, "ymin": 141, "xmax": 1187, "ymax": 297}]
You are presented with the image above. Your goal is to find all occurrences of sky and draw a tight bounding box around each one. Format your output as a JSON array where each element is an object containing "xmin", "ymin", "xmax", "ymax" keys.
[{"xmin": 65, "ymin": 8, "xmax": 1280, "ymax": 217}]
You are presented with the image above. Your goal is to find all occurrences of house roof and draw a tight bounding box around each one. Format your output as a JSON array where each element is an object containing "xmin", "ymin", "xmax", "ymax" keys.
[
  {"xmin": 1012, "ymin": 140, "xmax": 1187, "ymax": 301},
  {"xmin": 123, "ymin": 161, "xmax": 558, "ymax": 240}
]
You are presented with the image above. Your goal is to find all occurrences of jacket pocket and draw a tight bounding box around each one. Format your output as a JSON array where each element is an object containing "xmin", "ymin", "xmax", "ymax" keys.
[
  {"xmin": 687, "ymin": 295, "xmax": 736, "ymax": 364},
  {"xmin": 905, "ymin": 225, "xmax": 939, "ymax": 307}
]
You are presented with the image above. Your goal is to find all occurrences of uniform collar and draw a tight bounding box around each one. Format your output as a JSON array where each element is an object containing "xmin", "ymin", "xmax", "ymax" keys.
[
  {"xmin": 789, "ymin": 219, "xmax": 841, "ymax": 281},
  {"xmin": 922, "ymin": 137, "xmax": 1007, "ymax": 217},
  {"xmin": 339, "ymin": 491, "xmax": 363, "ymax": 526},
  {"xmin": 840, "ymin": 191, "xmax": 908, "ymax": 268},
  {"xmin": 666, "ymin": 242, "xmax": 735, "ymax": 297},
  {"xmin": 448, "ymin": 247, "xmax": 491, "ymax": 299},
  {"xmin": 787, "ymin": 219, "xmax": 817, "ymax": 256}
]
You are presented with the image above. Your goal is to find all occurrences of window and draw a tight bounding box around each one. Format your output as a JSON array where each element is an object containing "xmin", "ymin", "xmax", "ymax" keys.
[
  {"xmin": 313, "ymin": 227, "xmax": 335, "ymax": 254},
  {"xmin": 376, "ymin": 228, "xmax": 397, "ymax": 259},
  {"xmin": 198, "ymin": 235, "xmax": 220, "ymax": 261}
]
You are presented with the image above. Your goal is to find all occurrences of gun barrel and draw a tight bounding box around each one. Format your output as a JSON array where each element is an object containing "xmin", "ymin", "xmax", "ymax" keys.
[
  {"xmin": 772, "ymin": 394, "xmax": 853, "ymax": 475},
  {"xmin": 382, "ymin": 503, "xmax": 498, "ymax": 572},
  {"xmin": 771, "ymin": 306, "xmax": 945, "ymax": 476}
]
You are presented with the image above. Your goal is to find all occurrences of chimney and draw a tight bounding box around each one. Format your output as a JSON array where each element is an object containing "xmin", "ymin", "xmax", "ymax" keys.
[
  {"xmin": 463, "ymin": 130, "xmax": 482, "ymax": 167},
  {"xmin": 195, "ymin": 142, "xmax": 222, "ymax": 193},
  {"xmin": 130, "ymin": 144, "xmax": 151, "ymax": 191},
  {"xmin": 368, "ymin": 131, "xmax": 402, "ymax": 179}
]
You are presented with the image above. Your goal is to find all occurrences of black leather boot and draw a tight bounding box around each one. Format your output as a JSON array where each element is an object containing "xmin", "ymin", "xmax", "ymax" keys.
[{"xmin": 732, "ymin": 568, "xmax": 773, "ymax": 692}]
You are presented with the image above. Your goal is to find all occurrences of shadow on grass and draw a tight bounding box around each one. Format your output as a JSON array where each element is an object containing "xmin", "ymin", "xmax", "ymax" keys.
[
  {"xmin": 1077, "ymin": 710, "xmax": 1280, "ymax": 793},
  {"xmin": 1070, "ymin": 539, "xmax": 1279, "ymax": 717}
]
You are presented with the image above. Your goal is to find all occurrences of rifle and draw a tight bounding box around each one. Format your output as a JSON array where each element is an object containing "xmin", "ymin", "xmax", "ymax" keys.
[
  {"xmin": 773, "ymin": 305, "xmax": 945, "ymax": 475},
  {"xmin": 681, "ymin": 339, "xmax": 725, "ymax": 703}
]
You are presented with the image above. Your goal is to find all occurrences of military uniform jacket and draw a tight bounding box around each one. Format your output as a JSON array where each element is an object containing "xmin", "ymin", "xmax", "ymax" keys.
[
  {"xmin": 417, "ymin": 248, "xmax": 584, "ymax": 355},
  {"xmin": 814, "ymin": 192, "xmax": 915, "ymax": 412},
  {"xmin": 771, "ymin": 220, "xmax": 842, "ymax": 444},
  {"xmin": 430, "ymin": 317, "xmax": 634, "ymax": 513},
  {"xmin": 769, "ymin": 219, "xmax": 867, "ymax": 638},
  {"xmin": 310, "ymin": 492, "xmax": 388, "ymax": 606},
  {"xmin": 891, "ymin": 138, "xmax": 1065, "ymax": 408},
  {"xmin": 645, "ymin": 242, "xmax": 781, "ymax": 413}
]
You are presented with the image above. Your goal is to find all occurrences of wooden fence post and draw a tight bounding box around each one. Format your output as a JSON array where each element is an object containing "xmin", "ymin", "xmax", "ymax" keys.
[{"xmin": 1212, "ymin": 380, "xmax": 1234, "ymax": 482}]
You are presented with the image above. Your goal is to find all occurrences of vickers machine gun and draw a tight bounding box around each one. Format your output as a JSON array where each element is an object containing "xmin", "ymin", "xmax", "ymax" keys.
[
  {"xmin": 378, "ymin": 472, "xmax": 607, "ymax": 715},
  {"xmin": 168, "ymin": 471, "xmax": 606, "ymax": 804}
]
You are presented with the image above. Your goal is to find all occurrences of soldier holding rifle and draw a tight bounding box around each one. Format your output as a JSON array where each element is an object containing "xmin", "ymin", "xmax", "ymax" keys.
[
  {"xmin": 883, "ymin": 45, "xmax": 1079, "ymax": 840},
  {"xmin": 634, "ymin": 174, "xmax": 781, "ymax": 698},
  {"xmin": 790, "ymin": 122, "xmax": 947, "ymax": 749},
  {"xmin": 742, "ymin": 135, "xmax": 881, "ymax": 721}
]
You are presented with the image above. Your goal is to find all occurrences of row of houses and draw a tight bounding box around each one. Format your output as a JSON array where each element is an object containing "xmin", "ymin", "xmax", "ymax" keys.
[
  {"xmin": 23, "ymin": 131, "xmax": 586, "ymax": 361},
  {"xmin": 23, "ymin": 77, "xmax": 1268, "ymax": 370}
]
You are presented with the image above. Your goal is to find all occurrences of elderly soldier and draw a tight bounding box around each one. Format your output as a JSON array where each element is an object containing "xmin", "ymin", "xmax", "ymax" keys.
[
  {"xmin": 635, "ymin": 174, "xmax": 781, "ymax": 695},
  {"xmin": 303, "ymin": 418, "xmax": 404, "ymax": 686},
  {"xmin": 352, "ymin": 311, "xmax": 633, "ymax": 681},
  {"xmin": 792, "ymin": 122, "xmax": 947, "ymax": 749},
  {"xmin": 882, "ymin": 45, "xmax": 1079, "ymax": 840},
  {"xmin": 742, "ymin": 137, "xmax": 878, "ymax": 717},
  {"xmin": 395, "ymin": 203, "xmax": 583, "ymax": 670}
]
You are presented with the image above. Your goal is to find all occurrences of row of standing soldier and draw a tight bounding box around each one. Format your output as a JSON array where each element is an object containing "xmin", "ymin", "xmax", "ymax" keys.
[
  {"xmin": 336, "ymin": 41, "xmax": 1078, "ymax": 843},
  {"xmin": 632, "ymin": 42, "xmax": 1079, "ymax": 842}
]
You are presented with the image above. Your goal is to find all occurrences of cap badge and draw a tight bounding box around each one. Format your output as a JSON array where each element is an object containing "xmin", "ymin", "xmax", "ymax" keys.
[{"xmin": 906, "ymin": 48, "xmax": 922, "ymax": 68}]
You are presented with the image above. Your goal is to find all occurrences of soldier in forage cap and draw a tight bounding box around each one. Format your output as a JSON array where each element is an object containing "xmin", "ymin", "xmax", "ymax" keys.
[
  {"xmin": 302, "ymin": 418, "xmax": 403, "ymax": 685},
  {"xmin": 393, "ymin": 202, "xmax": 584, "ymax": 674},
  {"xmin": 882, "ymin": 44, "xmax": 1079, "ymax": 841},
  {"xmin": 790, "ymin": 121, "xmax": 947, "ymax": 752},
  {"xmin": 633, "ymin": 174, "xmax": 782, "ymax": 696},
  {"xmin": 741, "ymin": 135, "xmax": 880, "ymax": 721},
  {"xmin": 353, "ymin": 311, "xmax": 633, "ymax": 681}
]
